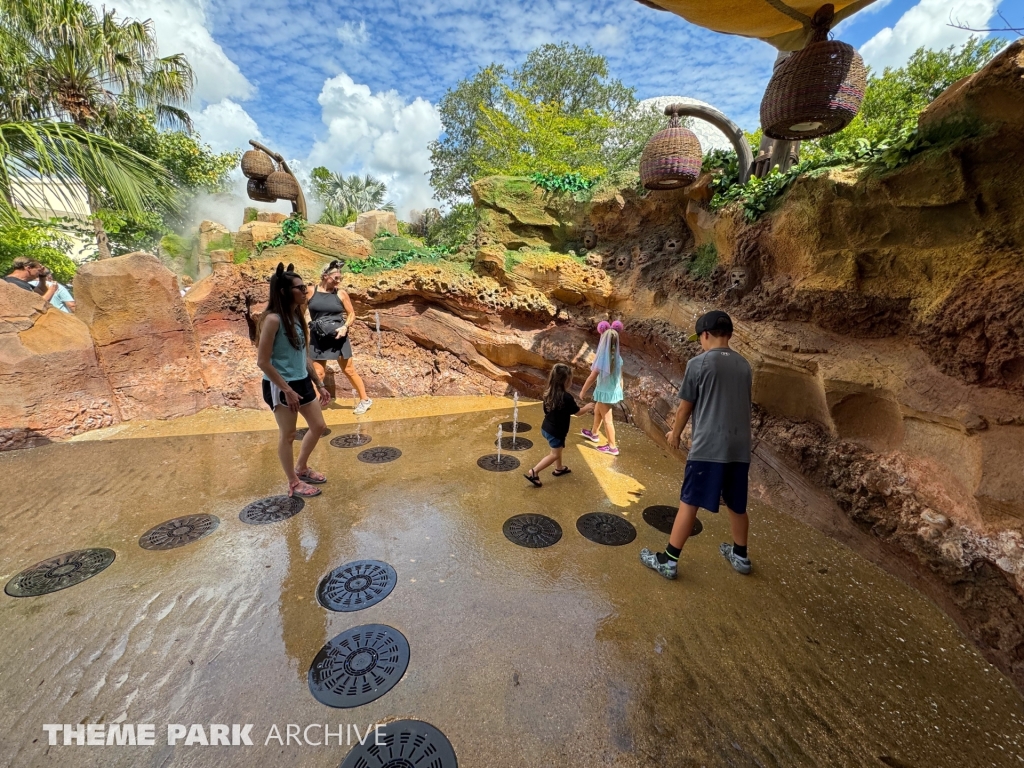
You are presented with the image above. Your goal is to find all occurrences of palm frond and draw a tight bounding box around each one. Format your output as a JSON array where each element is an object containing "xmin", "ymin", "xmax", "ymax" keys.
[{"xmin": 0, "ymin": 119, "xmax": 178, "ymax": 226}]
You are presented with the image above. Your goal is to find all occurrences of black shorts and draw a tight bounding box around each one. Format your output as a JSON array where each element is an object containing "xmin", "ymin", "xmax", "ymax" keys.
[
  {"xmin": 262, "ymin": 376, "xmax": 316, "ymax": 410},
  {"xmin": 680, "ymin": 460, "xmax": 749, "ymax": 515}
]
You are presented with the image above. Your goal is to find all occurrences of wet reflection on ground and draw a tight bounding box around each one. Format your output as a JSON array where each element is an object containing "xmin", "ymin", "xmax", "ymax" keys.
[{"xmin": 1, "ymin": 402, "xmax": 1022, "ymax": 767}]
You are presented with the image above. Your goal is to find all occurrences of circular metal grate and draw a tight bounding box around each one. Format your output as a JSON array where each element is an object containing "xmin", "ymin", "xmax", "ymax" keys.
[
  {"xmin": 340, "ymin": 719, "xmax": 458, "ymax": 768},
  {"xmin": 295, "ymin": 427, "xmax": 331, "ymax": 441},
  {"xmin": 495, "ymin": 436, "xmax": 533, "ymax": 451},
  {"xmin": 499, "ymin": 421, "xmax": 532, "ymax": 433},
  {"xmin": 317, "ymin": 560, "xmax": 397, "ymax": 612},
  {"xmin": 576, "ymin": 513, "xmax": 637, "ymax": 546},
  {"xmin": 477, "ymin": 454, "xmax": 520, "ymax": 472},
  {"xmin": 5, "ymin": 548, "xmax": 116, "ymax": 597},
  {"xmin": 358, "ymin": 447, "xmax": 402, "ymax": 464},
  {"xmin": 139, "ymin": 515, "xmax": 219, "ymax": 551},
  {"xmin": 239, "ymin": 495, "xmax": 305, "ymax": 525},
  {"xmin": 503, "ymin": 514, "xmax": 562, "ymax": 548},
  {"xmin": 641, "ymin": 505, "xmax": 702, "ymax": 536},
  {"xmin": 308, "ymin": 624, "xmax": 410, "ymax": 708},
  {"xmin": 330, "ymin": 433, "xmax": 372, "ymax": 449}
]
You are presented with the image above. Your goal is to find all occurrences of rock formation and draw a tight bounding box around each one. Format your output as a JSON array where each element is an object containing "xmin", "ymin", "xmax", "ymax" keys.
[{"xmin": 354, "ymin": 210, "xmax": 399, "ymax": 240}]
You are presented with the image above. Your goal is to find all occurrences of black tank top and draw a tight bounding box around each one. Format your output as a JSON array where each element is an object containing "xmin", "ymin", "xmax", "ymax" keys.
[{"xmin": 308, "ymin": 287, "xmax": 345, "ymax": 322}]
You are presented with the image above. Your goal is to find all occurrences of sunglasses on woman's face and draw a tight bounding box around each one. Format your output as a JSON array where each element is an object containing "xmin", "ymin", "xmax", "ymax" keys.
[{"xmin": 291, "ymin": 283, "xmax": 307, "ymax": 291}]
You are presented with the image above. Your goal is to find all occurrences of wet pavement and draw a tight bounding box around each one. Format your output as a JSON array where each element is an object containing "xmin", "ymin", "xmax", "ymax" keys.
[{"xmin": 1, "ymin": 398, "xmax": 1023, "ymax": 767}]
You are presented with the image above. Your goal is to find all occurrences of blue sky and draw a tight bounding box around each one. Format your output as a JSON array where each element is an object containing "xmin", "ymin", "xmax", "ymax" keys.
[{"xmin": 95, "ymin": 0, "xmax": 1013, "ymax": 216}]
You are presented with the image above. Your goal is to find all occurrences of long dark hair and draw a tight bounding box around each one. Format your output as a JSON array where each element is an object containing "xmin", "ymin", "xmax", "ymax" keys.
[
  {"xmin": 259, "ymin": 262, "xmax": 308, "ymax": 351},
  {"xmin": 543, "ymin": 364, "xmax": 573, "ymax": 411}
]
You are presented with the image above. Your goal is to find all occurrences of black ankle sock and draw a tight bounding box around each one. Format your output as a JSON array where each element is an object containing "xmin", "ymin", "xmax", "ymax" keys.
[
  {"xmin": 733, "ymin": 543, "xmax": 748, "ymax": 559},
  {"xmin": 665, "ymin": 544, "xmax": 681, "ymax": 561}
]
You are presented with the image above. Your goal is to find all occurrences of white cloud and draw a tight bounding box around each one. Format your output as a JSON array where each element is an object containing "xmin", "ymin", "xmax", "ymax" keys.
[
  {"xmin": 307, "ymin": 73, "xmax": 442, "ymax": 218},
  {"xmin": 191, "ymin": 99, "xmax": 262, "ymax": 154},
  {"xmin": 336, "ymin": 21, "xmax": 369, "ymax": 46},
  {"xmin": 89, "ymin": 0, "xmax": 253, "ymax": 105},
  {"xmin": 860, "ymin": 0, "xmax": 1001, "ymax": 71}
]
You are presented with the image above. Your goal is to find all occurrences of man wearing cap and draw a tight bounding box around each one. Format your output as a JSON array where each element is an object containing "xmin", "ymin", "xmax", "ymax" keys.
[{"xmin": 641, "ymin": 310, "xmax": 753, "ymax": 579}]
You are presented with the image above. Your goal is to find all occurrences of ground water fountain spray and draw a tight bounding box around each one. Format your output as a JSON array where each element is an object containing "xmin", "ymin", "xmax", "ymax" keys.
[
  {"xmin": 496, "ymin": 425, "xmax": 503, "ymax": 464},
  {"xmin": 512, "ymin": 391, "xmax": 519, "ymax": 447},
  {"xmin": 375, "ymin": 311, "xmax": 382, "ymax": 357}
]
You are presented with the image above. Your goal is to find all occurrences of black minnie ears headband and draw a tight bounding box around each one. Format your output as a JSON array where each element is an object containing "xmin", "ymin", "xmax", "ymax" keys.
[{"xmin": 271, "ymin": 263, "xmax": 296, "ymax": 281}]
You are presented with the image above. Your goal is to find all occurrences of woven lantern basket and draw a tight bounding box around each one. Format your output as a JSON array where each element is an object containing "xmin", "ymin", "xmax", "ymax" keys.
[
  {"xmin": 246, "ymin": 178, "xmax": 276, "ymax": 203},
  {"xmin": 241, "ymin": 149, "xmax": 275, "ymax": 180},
  {"xmin": 760, "ymin": 8, "xmax": 866, "ymax": 140},
  {"xmin": 265, "ymin": 171, "xmax": 299, "ymax": 202},
  {"xmin": 640, "ymin": 104, "xmax": 703, "ymax": 191}
]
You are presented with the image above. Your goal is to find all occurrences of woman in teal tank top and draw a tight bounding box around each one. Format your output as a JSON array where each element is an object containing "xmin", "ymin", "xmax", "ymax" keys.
[{"xmin": 256, "ymin": 263, "xmax": 332, "ymax": 497}]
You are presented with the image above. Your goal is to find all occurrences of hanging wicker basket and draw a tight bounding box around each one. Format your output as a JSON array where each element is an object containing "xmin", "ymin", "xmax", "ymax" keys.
[
  {"xmin": 760, "ymin": 7, "xmax": 866, "ymax": 140},
  {"xmin": 265, "ymin": 171, "xmax": 299, "ymax": 201},
  {"xmin": 241, "ymin": 149, "xmax": 275, "ymax": 180},
  {"xmin": 640, "ymin": 104, "xmax": 703, "ymax": 191},
  {"xmin": 246, "ymin": 178, "xmax": 277, "ymax": 203}
]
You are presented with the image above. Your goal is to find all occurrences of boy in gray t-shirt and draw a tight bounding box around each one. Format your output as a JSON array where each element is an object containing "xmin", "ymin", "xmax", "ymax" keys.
[{"xmin": 641, "ymin": 310, "xmax": 753, "ymax": 580}]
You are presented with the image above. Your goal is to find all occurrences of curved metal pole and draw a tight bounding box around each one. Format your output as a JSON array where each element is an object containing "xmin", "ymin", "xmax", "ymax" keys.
[
  {"xmin": 248, "ymin": 139, "xmax": 307, "ymax": 221},
  {"xmin": 668, "ymin": 104, "xmax": 753, "ymax": 184}
]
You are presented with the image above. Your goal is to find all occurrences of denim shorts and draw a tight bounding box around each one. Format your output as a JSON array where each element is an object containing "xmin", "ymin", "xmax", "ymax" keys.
[
  {"xmin": 541, "ymin": 429, "xmax": 566, "ymax": 449},
  {"xmin": 680, "ymin": 460, "xmax": 749, "ymax": 515}
]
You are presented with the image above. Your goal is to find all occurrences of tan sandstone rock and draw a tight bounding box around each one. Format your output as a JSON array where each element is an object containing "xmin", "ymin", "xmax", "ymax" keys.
[
  {"xmin": 74, "ymin": 252, "xmax": 208, "ymax": 420},
  {"xmin": 354, "ymin": 210, "xmax": 399, "ymax": 240},
  {"xmin": 257, "ymin": 211, "xmax": 288, "ymax": 223},
  {"xmin": 198, "ymin": 220, "xmax": 231, "ymax": 252},
  {"xmin": 234, "ymin": 220, "xmax": 372, "ymax": 261},
  {"xmin": 0, "ymin": 282, "xmax": 119, "ymax": 448}
]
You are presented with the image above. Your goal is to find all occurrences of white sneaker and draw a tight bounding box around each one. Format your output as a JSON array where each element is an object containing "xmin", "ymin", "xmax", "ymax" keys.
[{"xmin": 353, "ymin": 399, "xmax": 373, "ymax": 415}]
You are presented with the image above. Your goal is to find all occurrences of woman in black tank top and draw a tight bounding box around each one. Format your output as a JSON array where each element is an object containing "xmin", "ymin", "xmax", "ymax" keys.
[{"xmin": 307, "ymin": 260, "xmax": 372, "ymax": 415}]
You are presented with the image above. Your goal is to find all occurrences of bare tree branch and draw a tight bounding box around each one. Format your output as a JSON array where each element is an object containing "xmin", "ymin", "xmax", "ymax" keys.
[{"xmin": 947, "ymin": 10, "xmax": 1023, "ymax": 35}]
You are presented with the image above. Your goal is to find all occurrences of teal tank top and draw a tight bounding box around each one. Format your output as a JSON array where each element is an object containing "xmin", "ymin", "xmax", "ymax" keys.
[{"xmin": 264, "ymin": 316, "xmax": 308, "ymax": 382}]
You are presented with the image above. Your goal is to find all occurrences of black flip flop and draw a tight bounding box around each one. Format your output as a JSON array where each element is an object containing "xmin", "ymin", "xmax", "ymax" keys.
[
  {"xmin": 524, "ymin": 470, "xmax": 543, "ymax": 488},
  {"xmin": 552, "ymin": 467, "xmax": 571, "ymax": 477}
]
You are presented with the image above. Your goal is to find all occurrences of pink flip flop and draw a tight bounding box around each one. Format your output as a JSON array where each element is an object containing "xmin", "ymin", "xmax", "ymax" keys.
[{"xmin": 296, "ymin": 467, "xmax": 326, "ymax": 484}]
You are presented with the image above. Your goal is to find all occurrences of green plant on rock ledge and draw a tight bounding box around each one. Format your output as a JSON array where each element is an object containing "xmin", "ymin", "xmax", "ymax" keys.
[
  {"xmin": 529, "ymin": 172, "xmax": 597, "ymax": 194},
  {"xmin": 255, "ymin": 215, "xmax": 305, "ymax": 256},
  {"xmin": 689, "ymin": 243, "xmax": 718, "ymax": 281}
]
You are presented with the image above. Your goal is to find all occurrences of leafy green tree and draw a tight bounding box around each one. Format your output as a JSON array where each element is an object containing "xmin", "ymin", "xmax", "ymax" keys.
[
  {"xmin": 473, "ymin": 88, "xmax": 611, "ymax": 178},
  {"xmin": 425, "ymin": 203, "xmax": 478, "ymax": 250},
  {"xmin": 0, "ymin": 217, "xmax": 76, "ymax": 283},
  {"xmin": 429, "ymin": 43, "xmax": 662, "ymax": 205},
  {"xmin": 0, "ymin": 0, "xmax": 194, "ymax": 257},
  {"xmin": 94, "ymin": 102, "xmax": 237, "ymax": 255}
]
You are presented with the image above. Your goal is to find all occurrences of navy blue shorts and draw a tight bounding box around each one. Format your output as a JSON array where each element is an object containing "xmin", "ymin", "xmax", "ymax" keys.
[
  {"xmin": 541, "ymin": 429, "xmax": 566, "ymax": 449},
  {"xmin": 680, "ymin": 460, "xmax": 749, "ymax": 514}
]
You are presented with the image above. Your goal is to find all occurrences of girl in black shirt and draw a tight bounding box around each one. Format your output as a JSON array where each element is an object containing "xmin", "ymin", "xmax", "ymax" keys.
[{"xmin": 525, "ymin": 364, "xmax": 594, "ymax": 487}]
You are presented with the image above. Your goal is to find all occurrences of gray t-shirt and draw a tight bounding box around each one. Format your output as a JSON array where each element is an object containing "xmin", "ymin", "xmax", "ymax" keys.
[{"xmin": 678, "ymin": 347, "xmax": 752, "ymax": 463}]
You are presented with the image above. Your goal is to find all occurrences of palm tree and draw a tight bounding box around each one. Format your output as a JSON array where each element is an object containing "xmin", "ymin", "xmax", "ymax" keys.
[
  {"xmin": 0, "ymin": 120, "xmax": 173, "ymax": 227},
  {"xmin": 312, "ymin": 170, "xmax": 395, "ymax": 224},
  {"xmin": 0, "ymin": 0, "xmax": 194, "ymax": 257}
]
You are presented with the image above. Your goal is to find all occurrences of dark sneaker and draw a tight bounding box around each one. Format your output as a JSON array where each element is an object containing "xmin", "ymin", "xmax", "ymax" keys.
[
  {"xmin": 719, "ymin": 543, "xmax": 752, "ymax": 574},
  {"xmin": 640, "ymin": 548, "xmax": 677, "ymax": 580}
]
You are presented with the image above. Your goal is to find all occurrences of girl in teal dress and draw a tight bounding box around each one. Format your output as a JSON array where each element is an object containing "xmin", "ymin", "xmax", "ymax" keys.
[{"xmin": 579, "ymin": 321, "xmax": 624, "ymax": 456}]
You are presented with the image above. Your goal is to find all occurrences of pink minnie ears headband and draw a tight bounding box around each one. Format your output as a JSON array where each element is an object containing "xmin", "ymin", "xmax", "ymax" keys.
[
  {"xmin": 611, "ymin": 320, "xmax": 623, "ymax": 332},
  {"xmin": 596, "ymin": 320, "xmax": 624, "ymax": 334}
]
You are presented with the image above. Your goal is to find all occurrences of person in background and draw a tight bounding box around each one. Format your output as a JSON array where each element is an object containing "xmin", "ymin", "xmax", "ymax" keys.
[
  {"xmin": 640, "ymin": 310, "xmax": 753, "ymax": 580},
  {"xmin": 307, "ymin": 260, "xmax": 373, "ymax": 415},
  {"xmin": 4, "ymin": 258, "xmax": 57, "ymax": 302},
  {"xmin": 524, "ymin": 363, "xmax": 595, "ymax": 487},
  {"xmin": 256, "ymin": 263, "xmax": 332, "ymax": 498},
  {"xmin": 179, "ymin": 275, "xmax": 193, "ymax": 298},
  {"xmin": 579, "ymin": 320, "xmax": 625, "ymax": 456},
  {"xmin": 30, "ymin": 268, "xmax": 74, "ymax": 312}
]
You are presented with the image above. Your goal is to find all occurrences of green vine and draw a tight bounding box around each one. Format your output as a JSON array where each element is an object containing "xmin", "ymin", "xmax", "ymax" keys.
[
  {"xmin": 254, "ymin": 215, "xmax": 306, "ymax": 255},
  {"xmin": 343, "ymin": 245, "xmax": 452, "ymax": 275}
]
